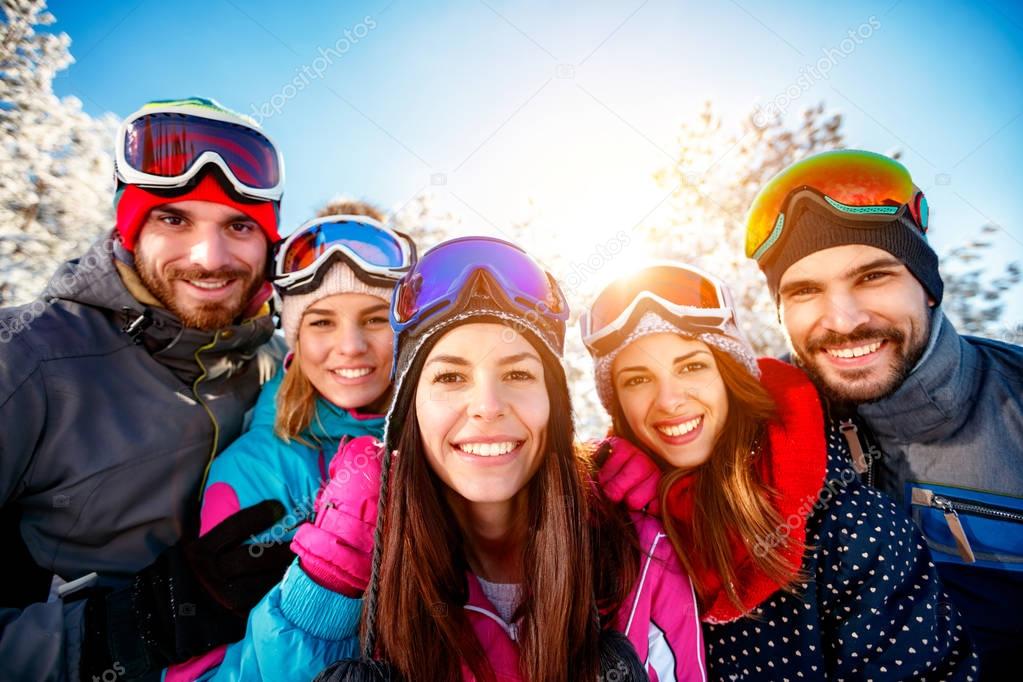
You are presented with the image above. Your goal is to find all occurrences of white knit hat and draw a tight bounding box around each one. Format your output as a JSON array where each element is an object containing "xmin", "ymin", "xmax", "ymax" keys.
[{"xmin": 279, "ymin": 261, "xmax": 394, "ymax": 348}]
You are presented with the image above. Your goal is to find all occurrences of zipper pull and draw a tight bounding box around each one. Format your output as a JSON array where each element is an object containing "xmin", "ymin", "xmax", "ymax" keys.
[
  {"xmin": 838, "ymin": 419, "xmax": 868, "ymax": 475},
  {"xmin": 121, "ymin": 307, "xmax": 153, "ymax": 344},
  {"xmin": 912, "ymin": 488, "xmax": 976, "ymax": 563},
  {"xmin": 931, "ymin": 495, "xmax": 976, "ymax": 563}
]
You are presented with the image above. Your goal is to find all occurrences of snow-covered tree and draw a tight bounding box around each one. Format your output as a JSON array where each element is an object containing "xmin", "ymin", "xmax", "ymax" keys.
[
  {"xmin": 641, "ymin": 102, "xmax": 845, "ymax": 356},
  {"xmin": 1, "ymin": 0, "xmax": 118, "ymax": 306},
  {"xmin": 938, "ymin": 224, "xmax": 1021, "ymax": 336},
  {"xmin": 390, "ymin": 191, "xmax": 461, "ymax": 255}
]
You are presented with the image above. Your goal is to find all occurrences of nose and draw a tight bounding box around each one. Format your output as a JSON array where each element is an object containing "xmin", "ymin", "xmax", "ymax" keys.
[
  {"xmin": 333, "ymin": 319, "xmax": 369, "ymax": 356},
  {"xmin": 654, "ymin": 376, "xmax": 690, "ymax": 415},
  {"xmin": 187, "ymin": 225, "xmax": 231, "ymax": 272},
  {"xmin": 819, "ymin": 289, "xmax": 870, "ymax": 335},
  {"xmin": 469, "ymin": 375, "xmax": 506, "ymax": 421}
]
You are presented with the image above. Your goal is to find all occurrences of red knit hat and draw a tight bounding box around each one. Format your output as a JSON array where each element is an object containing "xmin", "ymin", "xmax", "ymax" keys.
[{"xmin": 115, "ymin": 173, "xmax": 280, "ymax": 251}]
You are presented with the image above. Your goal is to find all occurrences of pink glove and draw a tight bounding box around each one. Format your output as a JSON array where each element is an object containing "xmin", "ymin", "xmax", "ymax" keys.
[
  {"xmin": 597, "ymin": 437, "xmax": 662, "ymax": 515},
  {"xmin": 291, "ymin": 436, "xmax": 385, "ymax": 597}
]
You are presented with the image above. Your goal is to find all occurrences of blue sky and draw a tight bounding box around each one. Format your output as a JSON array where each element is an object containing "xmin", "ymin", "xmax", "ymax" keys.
[{"xmin": 49, "ymin": 0, "xmax": 1023, "ymax": 323}]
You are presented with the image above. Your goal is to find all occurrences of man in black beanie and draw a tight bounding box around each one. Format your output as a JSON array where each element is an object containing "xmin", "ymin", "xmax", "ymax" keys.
[{"xmin": 746, "ymin": 149, "xmax": 1023, "ymax": 678}]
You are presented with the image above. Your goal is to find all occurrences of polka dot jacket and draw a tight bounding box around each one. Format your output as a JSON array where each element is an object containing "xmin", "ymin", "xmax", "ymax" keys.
[{"xmin": 703, "ymin": 416, "xmax": 981, "ymax": 681}]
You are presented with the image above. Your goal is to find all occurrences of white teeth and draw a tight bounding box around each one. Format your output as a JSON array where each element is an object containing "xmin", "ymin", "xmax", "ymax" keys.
[
  {"xmin": 826, "ymin": 341, "xmax": 882, "ymax": 359},
  {"xmin": 189, "ymin": 279, "xmax": 229, "ymax": 289},
  {"xmin": 656, "ymin": 417, "xmax": 701, "ymax": 437},
  {"xmin": 457, "ymin": 441, "xmax": 518, "ymax": 457},
  {"xmin": 332, "ymin": 367, "xmax": 373, "ymax": 378}
]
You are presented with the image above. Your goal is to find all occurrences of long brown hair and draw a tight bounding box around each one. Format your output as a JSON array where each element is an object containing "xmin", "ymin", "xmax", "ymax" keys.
[
  {"xmin": 611, "ymin": 344, "xmax": 800, "ymax": 613},
  {"xmin": 374, "ymin": 325, "xmax": 638, "ymax": 681}
]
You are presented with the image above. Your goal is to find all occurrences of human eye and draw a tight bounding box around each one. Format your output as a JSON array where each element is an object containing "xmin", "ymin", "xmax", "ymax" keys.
[
  {"xmin": 504, "ymin": 369, "xmax": 536, "ymax": 382},
  {"xmin": 432, "ymin": 370, "xmax": 465, "ymax": 384},
  {"xmin": 678, "ymin": 361, "xmax": 707, "ymax": 374},
  {"xmin": 305, "ymin": 317, "xmax": 332, "ymax": 328},
  {"xmin": 229, "ymin": 222, "xmax": 259, "ymax": 234},
  {"xmin": 158, "ymin": 214, "xmax": 185, "ymax": 227},
  {"xmin": 860, "ymin": 270, "xmax": 894, "ymax": 284},
  {"xmin": 621, "ymin": 374, "xmax": 648, "ymax": 388},
  {"xmin": 794, "ymin": 286, "xmax": 819, "ymax": 297},
  {"xmin": 363, "ymin": 315, "xmax": 389, "ymax": 327}
]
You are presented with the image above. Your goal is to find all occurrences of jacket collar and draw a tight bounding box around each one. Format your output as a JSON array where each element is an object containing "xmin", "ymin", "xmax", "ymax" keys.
[
  {"xmin": 248, "ymin": 369, "xmax": 387, "ymax": 440},
  {"xmin": 45, "ymin": 232, "xmax": 274, "ymax": 383},
  {"xmin": 857, "ymin": 309, "xmax": 976, "ymax": 443}
]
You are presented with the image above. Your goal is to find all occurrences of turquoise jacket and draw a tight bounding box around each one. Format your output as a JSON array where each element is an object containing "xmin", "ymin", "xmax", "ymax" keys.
[
  {"xmin": 164, "ymin": 367, "xmax": 384, "ymax": 682},
  {"xmin": 199, "ymin": 368, "xmax": 386, "ymax": 541}
]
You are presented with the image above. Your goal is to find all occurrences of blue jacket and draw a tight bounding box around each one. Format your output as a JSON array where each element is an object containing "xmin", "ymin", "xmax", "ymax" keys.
[
  {"xmin": 853, "ymin": 310, "xmax": 1023, "ymax": 677},
  {"xmin": 206, "ymin": 511, "xmax": 706, "ymax": 681},
  {"xmin": 207, "ymin": 561, "xmax": 361, "ymax": 681},
  {"xmin": 198, "ymin": 368, "xmax": 386, "ymax": 541},
  {"xmin": 164, "ymin": 368, "xmax": 385, "ymax": 681}
]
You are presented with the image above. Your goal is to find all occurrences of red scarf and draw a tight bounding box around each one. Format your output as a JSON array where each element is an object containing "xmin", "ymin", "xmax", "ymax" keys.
[{"xmin": 664, "ymin": 358, "xmax": 827, "ymax": 623}]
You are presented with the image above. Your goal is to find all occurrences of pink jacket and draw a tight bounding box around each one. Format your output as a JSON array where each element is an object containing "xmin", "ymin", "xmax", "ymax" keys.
[{"xmin": 461, "ymin": 512, "xmax": 706, "ymax": 682}]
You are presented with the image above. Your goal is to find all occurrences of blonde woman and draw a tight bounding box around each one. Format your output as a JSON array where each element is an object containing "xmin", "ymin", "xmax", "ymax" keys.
[{"xmin": 166, "ymin": 210, "xmax": 415, "ymax": 681}]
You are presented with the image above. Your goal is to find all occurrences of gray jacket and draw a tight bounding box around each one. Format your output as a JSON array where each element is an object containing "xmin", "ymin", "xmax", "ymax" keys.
[
  {"xmin": 860, "ymin": 309, "xmax": 1023, "ymax": 503},
  {"xmin": 0, "ymin": 234, "xmax": 278, "ymax": 681},
  {"xmin": 856, "ymin": 309, "xmax": 1023, "ymax": 677}
]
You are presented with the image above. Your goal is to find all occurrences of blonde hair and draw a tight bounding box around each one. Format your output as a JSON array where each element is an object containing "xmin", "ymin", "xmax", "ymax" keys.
[
  {"xmin": 316, "ymin": 197, "xmax": 385, "ymax": 221},
  {"xmin": 274, "ymin": 342, "xmax": 320, "ymax": 444}
]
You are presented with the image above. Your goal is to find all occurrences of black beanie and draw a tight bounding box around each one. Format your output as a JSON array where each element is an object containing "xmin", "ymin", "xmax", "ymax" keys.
[{"xmin": 758, "ymin": 199, "xmax": 943, "ymax": 305}]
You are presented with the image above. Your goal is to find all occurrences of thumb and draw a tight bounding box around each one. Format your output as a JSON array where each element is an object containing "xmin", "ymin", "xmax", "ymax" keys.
[{"xmin": 200, "ymin": 499, "xmax": 287, "ymax": 552}]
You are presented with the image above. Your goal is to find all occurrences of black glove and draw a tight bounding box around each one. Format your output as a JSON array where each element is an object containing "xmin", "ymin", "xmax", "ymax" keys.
[
  {"xmin": 80, "ymin": 500, "xmax": 294, "ymax": 680},
  {"xmin": 186, "ymin": 498, "xmax": 297, "ymax": 615}
]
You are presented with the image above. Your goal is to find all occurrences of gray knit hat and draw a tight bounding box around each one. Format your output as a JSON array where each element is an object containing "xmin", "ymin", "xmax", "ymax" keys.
[
  {"xmin": 279, "ymin": 261, "xmax": 393, "ymax": 348},
  {"xmin": 591, "ymin": 310, "xmax": 759, "ymax": 413}
]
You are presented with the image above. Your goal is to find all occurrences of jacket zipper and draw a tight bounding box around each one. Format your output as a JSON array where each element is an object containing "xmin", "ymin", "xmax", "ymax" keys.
[
  {"xmin": 837, "ymin": 419, "xmax": 874, "ymax": 486},
  {"xmin": 911, "ymin": 487, "xmax": 1023, "ymax": 564},
  {"xmin": 932, "ymin": 494, "xmax": 1023, "ymax": 524},
  {"xmin": 911, "ymin": 487, "xmax": 976, "ymax": 563},
  {"xmin": 193, "ymin": 332, "xmax": 222, "ymax": 498}
]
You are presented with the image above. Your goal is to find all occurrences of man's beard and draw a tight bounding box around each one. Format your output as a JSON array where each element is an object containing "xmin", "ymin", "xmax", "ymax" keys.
[
  {"xmin": 134, "ymin": 246, "xmax": 263, "ymax": 332},
  {"xmin": 794, "ymin": 323, "xmax": 929, "ymax": 405}
]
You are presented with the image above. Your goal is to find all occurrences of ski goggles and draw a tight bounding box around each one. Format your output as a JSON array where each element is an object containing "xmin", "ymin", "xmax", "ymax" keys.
[
  {"xmin": 390, "ymin": 236, "xmax": 569, "ymax": 352},
  {"xmin": 580, "ymin": 263, "xmax": 740, "ymax": 357},
  {"xmin": 115, "ymin": 99, "xmax": 285, "ymax": 202},
  {"xmin": 274, "ymin": 215, "xmax": 416, "ymax": 295},
  {"xmin": 745, "ymin": 149, "xmax": 928, "ymax": 263}
]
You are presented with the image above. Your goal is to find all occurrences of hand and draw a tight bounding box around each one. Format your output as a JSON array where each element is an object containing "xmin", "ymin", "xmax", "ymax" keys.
[
  {"xmin": 596, "ymin": 437, "xmax": 662, "ymax": 514},
  {"xmin": 79, "ymin": 500, "xmax": 292, "ymax": 679},
  {"xmin": 291, "ymin": 436, "xmax": 385, "ymax": 597},
  {"xmin": 189, "ymin": 498, "xmax": 295, "ymax": 614}
]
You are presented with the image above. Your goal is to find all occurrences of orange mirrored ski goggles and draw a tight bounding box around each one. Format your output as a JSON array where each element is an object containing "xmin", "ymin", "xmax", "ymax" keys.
[{"xmin": 745, "ymin": 149, "xmax": 928, "ymax": 262}]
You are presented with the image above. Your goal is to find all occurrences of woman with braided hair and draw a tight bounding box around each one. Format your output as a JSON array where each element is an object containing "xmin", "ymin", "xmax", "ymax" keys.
[{"xmin": 212, "ymin": 237, "xmax": 706, "ymax": 681}]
